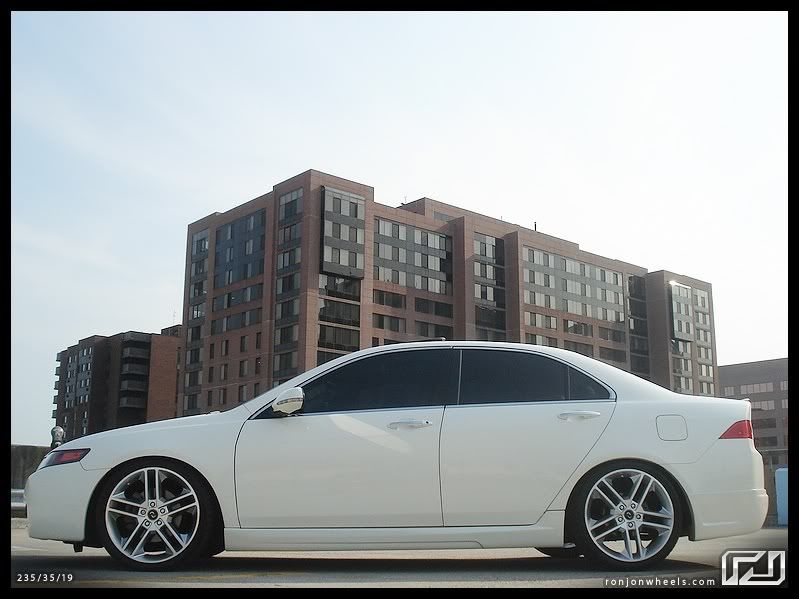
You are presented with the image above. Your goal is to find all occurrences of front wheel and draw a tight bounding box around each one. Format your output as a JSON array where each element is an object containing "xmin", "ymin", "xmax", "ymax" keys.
[
  {"xmin": 95, "ymin": 459, "xmax": 214, "ymax": 571},
  {"xmin": 568, "ymin": 461, "xmax": 683, "ymax": 570}
]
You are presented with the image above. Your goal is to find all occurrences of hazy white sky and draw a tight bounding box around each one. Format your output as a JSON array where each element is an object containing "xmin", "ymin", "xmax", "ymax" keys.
[{"xmin": 11, "ymin": 11, "xmax": 787, "ymax": 445}]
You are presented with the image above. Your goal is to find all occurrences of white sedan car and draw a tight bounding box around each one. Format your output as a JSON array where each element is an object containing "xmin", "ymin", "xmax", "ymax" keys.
[{"xmin": 27, "ymin": 342, "xmax": 768, "ymax": 571}]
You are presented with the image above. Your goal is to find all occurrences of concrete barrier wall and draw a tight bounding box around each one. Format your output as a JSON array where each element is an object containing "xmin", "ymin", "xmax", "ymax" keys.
[{"xmin": 10, "ymin": 445, "xmax": 51, "ymax": 489}]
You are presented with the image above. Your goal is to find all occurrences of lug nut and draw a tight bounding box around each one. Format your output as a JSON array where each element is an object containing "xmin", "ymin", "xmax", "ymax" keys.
[
  {"xmin": 143, "ymin": 521, "xmax": 150, "ymax": 527},
  {"xmin": 636, "ymin": 514, "xmax": 642, "ymax": 520},
  {"xmin": 139, "ymin": 509, "xmax": 146, "ymax": 516},
  {"xmin": 618, "ymin": 504, "xmax": 625, "ymax": 510},
  {"xmin": 149, "ymin": 501, "xmax": 156, "ymax": 507},
  {"xmin": 156, "ymin": 519, "xmax": 163, "ymax": 526},
  {"xmin": 617, "ymin": 516, "xmax": 624, "ymax": 522},
  {"xmin": 628, "ymin": 522, "xmax": 634, "ymax": 528},
  {"xmin": 631, "ymin": 503, "xmax": 636, "ymax": 508},
  {"xmin": 160, "ymin": 508, "xmax": 166, "ymax": 514}
]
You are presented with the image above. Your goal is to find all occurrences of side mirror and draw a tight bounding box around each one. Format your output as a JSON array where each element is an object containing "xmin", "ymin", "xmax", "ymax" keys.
[{"xmin": 272, "ymin": 387, "xmax": 304, "ymax": 416}]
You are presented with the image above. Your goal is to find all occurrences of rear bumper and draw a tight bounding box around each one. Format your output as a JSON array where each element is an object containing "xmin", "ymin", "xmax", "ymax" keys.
[
  {"xmin": 686, "ymin": 488, "xmax": 768, "ymax": 541},
  {"xmin": 669, "ymin": 439, "xmax": 768, "ymax": 541}
]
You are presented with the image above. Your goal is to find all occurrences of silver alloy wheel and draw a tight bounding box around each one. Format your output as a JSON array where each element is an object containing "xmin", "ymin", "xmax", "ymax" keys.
[
  {"xmin": 584, "ymin": 468, "xmax": 674, "ymax": 563},
  {"xmin": 105, "ymin": 467, "xmax": 201, "ymax": 564}
]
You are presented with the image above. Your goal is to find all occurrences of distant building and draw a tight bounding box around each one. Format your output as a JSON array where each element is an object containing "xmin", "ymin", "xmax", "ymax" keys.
[
  {"xmin": 179, "ymin": 169, "xmax": 719, "ymax": 416},
  {"xmin": 52, "ymin": 326, "xmax": 182, "ymax": 440},
  {"xmin": 719, "ymin": 358, "xmax": 788, "ymax": 467}
]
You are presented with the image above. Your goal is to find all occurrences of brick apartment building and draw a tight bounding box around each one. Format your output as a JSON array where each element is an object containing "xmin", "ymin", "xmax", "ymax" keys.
[
  {"xmin": 179, "ymin": 169, "xmax": 719, "ymax": 416},
  {"xmin": 719, "ymin": 358, "xmax": 789, "ymax": 468},
  {"xmin": 53, "ymin": 325, "xmax": 182, "ymax": 440}
]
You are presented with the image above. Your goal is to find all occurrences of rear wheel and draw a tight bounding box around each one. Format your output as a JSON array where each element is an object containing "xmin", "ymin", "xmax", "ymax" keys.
[
  {"xmin": 569, "ymin": 461, "xmax": 682, "ymax": 570},
  {"xmin": 95, "ymin": 459, "xmax": 214, "ymax": 571}
]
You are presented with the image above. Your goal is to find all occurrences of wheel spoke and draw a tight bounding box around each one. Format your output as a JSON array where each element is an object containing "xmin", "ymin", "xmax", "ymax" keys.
[
  {"xmin": 168, "ymin": 501, "xmax": 198, "ymax": 516},
  {"xmin": 111, "ymin": 494, "xmax": 144, "ymax": 509},
  {"xmin": 622, "ymin": 528, "xmax": 633, "ymax": 560},
  {"xmin": 163, "ymin": 492, "xmax": 195, "ymax": 509},
  {"xmin": 629, "ymin": 473, "xmax": 646, "ymax": 503},
  {"xmin": 642, "ymin": 509, "xmax": 672, "ymax": 519},
  {"xmin": 121, "ymin": 521, "xmax": 146, "ymax": 553},
  {"xmin": 108, "ymin": 507, "xmax": 139, "ymax": 518},
  {"xmin": 592, "ymin": 486, "xmax": 618, "ymax": 510},
  {"xmin": 641, "ymin": 521, "xmax": 671, "ymax": 530},
  {"xmin": 155, "ymin": 529, "xmax": 176, "ymax": 555},
  {"xmin": 589, "ymin": 515, "xmax": 618, "ymax": 531},
  {"xmin": 130, "ymin": 529, "xmax": 151, "ymax": 557},
  {"xmin": 593, "ymin": 524, "xmax": 623, "ymax": 541},
  {"xmin": 634, "ymin": 526, "xmax": 646, "ymax": 559},
  {"xmin": 600, "ymin": 477, "xmax": 626, "ymax": 506},
  {"xmin": 154, "ymin": 469, "xmax": 161, "ymax": 503},
  {"xmin": 164, "ymin": 521, "xmax": 186, "ymax": 549}
]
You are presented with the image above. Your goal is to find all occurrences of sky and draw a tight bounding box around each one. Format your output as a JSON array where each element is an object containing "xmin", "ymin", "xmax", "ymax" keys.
[{"xmin": 11, "ymin": 11, "xmax": 787, "ymax": 445}]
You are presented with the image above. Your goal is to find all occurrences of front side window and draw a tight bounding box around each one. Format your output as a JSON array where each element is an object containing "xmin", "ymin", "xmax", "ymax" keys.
[{"xmin": 300, "ymin": 349, "xmax": 459, "ymax": 414}]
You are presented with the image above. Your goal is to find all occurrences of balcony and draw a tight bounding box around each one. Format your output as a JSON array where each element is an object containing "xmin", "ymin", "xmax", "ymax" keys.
[
  {"xmin": 122, "ymin": 347, "xmax": 150, "ymax": 360},
  {"xmin": 53, "ymin": 381, "xmax": 59, "ymax": 390},
  {"xmin": 122, "ymin": 332, "xmax": 151, "ymax": 343},
  {"xmin": 53, "ymin": 396, "xmax": 58, "ymax": 404},
  {"xmin": 52, "ymin": 410, "xmax": 57, "ymax": 418},
  {"xmin": 118, "ymin": 395, "xmax": 147, "ymax": 409},
  {"xmin": 55, "ymin": 366, "xmax": 60, "ymax": 376},
  {"xmin": 120, "ymin": 363, "xmax": 148, "ymax": 376},
  {"xmin": 120, "ymin": 380, "xmax": 148, "ymax": 392}
]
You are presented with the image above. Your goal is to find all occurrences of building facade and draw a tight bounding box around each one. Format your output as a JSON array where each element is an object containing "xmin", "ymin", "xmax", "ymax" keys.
[
  {"xmin": 180, "ymin": 169, "xmax": 719, "ymax": 416},
  {"xmin": 53, "ymin": 326, "xmax": 182, "ymax": 440},
  {"xmin": 719, "ymin": 358, "xmax": 788, "ymax": 468}
]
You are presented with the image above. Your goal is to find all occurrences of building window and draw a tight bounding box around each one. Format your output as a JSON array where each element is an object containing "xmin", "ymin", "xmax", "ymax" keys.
[
  {"xmin": 239, "ymin": 360, "xmax": 248, "ymax": 377},
  {"xmin": 564, "ymin": 340, "xmax": 593, "ymax": 357},
  {"xmin": 318, "ymin": 325, "xmax": 360, "ymax": 352},
  {"xmin": 279, "ymin": 188, "xmax": 303, "ymax": 221},
  {"xmin": 415, "ymin": 321, "xmax": 454, "ymax": 339},
  {"xmin": 240, "ymin": 336, "xmax": 247, "ymax": 353},
  {"xmin": 255, "ymin": 332, "xmax": 262, "ymax": 350},
  {"xmin": 274, "ymin": 351, "xmax": 298, "ymax": 372},
  {"xmin": 374, "ymin": 290, "xmax": 406, "ymax": 309},
  {"xmin": 373, "ymin": 314, "xmax": 406, "ymax": 333},
  {"xmin": 238, "ymin": 385, "xmax": 248, "ymax": 403},
  {"xmin": 275, "ymin": 324, "xmax": 299, "ymax": 345},
  {"xmin": 278, "ymin": 223, "xmax": 302, "ymax": 245},
  {"xmin": 221, "ymin": 340, "xmax": 229, "ymax": 356},
  {"xmin": 192, "ymin": 230, "xmax": 209, "ymax": 255},
  {"xmin": 599, "ymin": 347, "xmax": 627, "ymax": 363}
]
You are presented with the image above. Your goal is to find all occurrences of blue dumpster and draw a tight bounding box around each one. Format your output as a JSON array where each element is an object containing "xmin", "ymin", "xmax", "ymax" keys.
[{"xmin": 775, "ymin": 468, "xmax": 788, "ymax": 526}]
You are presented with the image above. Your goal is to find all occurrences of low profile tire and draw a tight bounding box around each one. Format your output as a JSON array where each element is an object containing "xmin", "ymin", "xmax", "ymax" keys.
[
  {"xmin": 568, "ymin": 461, "xmax": 683, "ymax": 571},
  {"xmin": 535, "ymin": 544, "xmax": 583, "ymax": 559},
  {"xmin": 95, "ymin": 459, "xmax": 214, "ymax": 571}
]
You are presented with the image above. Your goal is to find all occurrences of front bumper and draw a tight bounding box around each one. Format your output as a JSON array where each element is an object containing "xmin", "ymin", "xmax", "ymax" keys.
[{"xmin": 25, "ymin": 462, "xmax": 108, "ymax": 542}]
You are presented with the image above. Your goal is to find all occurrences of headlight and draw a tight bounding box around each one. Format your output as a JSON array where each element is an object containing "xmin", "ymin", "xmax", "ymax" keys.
[{"xmin": 39, "ymin": 448, "xmax": 91, "ymax": 469}]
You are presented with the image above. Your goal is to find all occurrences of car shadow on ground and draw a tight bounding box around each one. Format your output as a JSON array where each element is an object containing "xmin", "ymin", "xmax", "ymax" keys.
[{"xmin": 11, "ymin": 553, "xmax": 718, "ymax": 583}]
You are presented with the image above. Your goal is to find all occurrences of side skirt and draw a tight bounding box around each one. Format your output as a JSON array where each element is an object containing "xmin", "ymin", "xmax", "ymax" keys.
[{"xmin": 224, "ymin": 510, "xmax": 565, "ymax": 551}]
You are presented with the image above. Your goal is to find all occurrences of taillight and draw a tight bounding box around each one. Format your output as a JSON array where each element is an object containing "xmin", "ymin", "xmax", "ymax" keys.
[
  {"xmin": 39, "ymin": 448, "xmax": 91, "ymax": 468},
  {"xmin": 719, "ymin": 420, "xmax": 753, "ymax": 439}
]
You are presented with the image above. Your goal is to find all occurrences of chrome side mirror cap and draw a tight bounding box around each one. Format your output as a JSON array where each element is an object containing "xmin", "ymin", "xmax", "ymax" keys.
[{"xmin": 272, "ymin": 387, "xmax": 304, "ymax": 416}]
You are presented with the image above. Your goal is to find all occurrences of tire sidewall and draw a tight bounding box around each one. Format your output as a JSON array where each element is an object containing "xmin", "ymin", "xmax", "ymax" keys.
[
  {"xmin": 95, "ymin": 458, "xmax": 214, "ymax": 572},
  {"xmin": 568, "ymin": 460, "xmax": 683, "ymax": 571}
]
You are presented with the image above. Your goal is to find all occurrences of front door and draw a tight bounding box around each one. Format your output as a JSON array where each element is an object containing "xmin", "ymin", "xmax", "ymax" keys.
[{"xmin": 235, "ymin": 348, "xmax": 459, "ymax": 528}]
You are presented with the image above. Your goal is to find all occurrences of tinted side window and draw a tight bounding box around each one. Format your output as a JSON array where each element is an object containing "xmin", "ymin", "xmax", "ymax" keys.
[
  {"xmin": 300, "ymin": 349, "xmax": 459, "ymax": 413},
  {"xmin": 568, "ymin": 367, "xmax": 611, "ymax": 400},
  {"xmin": 459, "ymin": 350, "xmax": 567, "ymax": 404}
]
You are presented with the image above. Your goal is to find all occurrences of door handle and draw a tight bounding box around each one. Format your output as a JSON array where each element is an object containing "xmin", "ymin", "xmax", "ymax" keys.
[
  {"xmin": 387, "ymin": 419, "xmax": 433, "ymax": 430},
  {"xmin": 558, "ymin": 411, "xmax": 602, "ymax": 421}
]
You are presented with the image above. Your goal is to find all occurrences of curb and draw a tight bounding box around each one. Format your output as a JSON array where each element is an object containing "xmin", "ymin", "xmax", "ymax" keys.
[{"xmin": 11, "ymin": 518, "xmax": 29, "ymax": 529}]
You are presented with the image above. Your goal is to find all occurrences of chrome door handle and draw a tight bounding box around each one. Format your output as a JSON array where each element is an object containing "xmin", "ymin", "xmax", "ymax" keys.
[
  {"xmin": 388, "ymin": 419, "xmax": 433, "ymax": 430},
  {"xmin": 558, "ymin": 411, "xmax": 602, "ymax": 421}
]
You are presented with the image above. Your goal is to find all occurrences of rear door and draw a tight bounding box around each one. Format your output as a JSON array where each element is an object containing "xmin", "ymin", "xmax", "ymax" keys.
[{"xmin": 440, "ymin": 348, "xmax": 615, "ymax": 526}]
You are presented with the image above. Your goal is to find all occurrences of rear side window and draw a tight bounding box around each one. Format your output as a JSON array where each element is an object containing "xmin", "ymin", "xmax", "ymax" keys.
[
  {"xmin": 300, "ymin": 349, "xmax": 459, "ymax": 413},
  {"xmin": 568, "ymin": 367, "xmax": 611, "ymax": 400},
  {"xmin": 459, "ymin": 350, "xmax": 567, "ymax": 403}
]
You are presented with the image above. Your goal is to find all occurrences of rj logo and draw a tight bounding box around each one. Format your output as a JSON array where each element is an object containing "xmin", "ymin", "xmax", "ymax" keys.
[{"xmin": 721, "ymin": 550, "xmax": 786, "ymax": 586}]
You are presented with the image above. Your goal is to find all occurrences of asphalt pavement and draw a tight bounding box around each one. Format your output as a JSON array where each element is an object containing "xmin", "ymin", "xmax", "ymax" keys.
[{"xmin": 10, "ymin": 523, "xmax": 788, "ymax": 588}]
